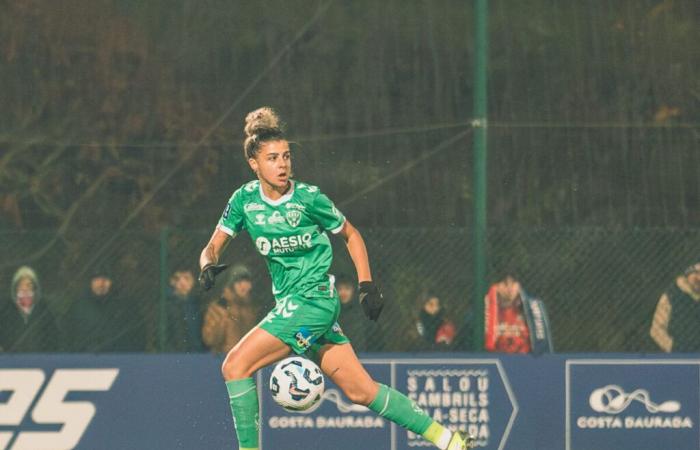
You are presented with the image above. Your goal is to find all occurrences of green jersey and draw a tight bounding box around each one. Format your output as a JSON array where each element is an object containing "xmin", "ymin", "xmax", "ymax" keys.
[{"xmin": 218, "ymin": 179, "xmax": 346, "ymax": 298}]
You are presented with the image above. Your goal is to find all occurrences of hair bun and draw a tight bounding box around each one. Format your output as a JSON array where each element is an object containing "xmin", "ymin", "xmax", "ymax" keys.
[{"xmin": 244, "ymin": 107, "xmax": 281, "ymax": 137}]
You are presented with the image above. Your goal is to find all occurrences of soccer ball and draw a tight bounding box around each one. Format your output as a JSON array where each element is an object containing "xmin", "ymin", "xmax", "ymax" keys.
[{"xmin": 269, "ymin": 356, "xmax": 325, "ymax": 412}]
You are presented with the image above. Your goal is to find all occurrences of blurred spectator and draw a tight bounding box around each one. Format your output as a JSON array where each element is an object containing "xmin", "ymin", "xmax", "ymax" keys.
[
  {"xmin": 414, "ymin": 293, "xmax": 456, "ymax": 350},
  {"xmin": 650, "ymin": 262, "xmax": 700, "ymax": 352},
  {"xmin": 467, "ymin": 272, "xmax": 553, "ymax": 354},
  {"xmin": 164, "ymin": 268, "xmax": 204, "ymax": 352},
  {"xmin": 0, "ymin": 266, "xmax": 61, "ymax": 352},
  {"xmin": 65, "ymin": 268, "xmax": 143, "ymax": 352},
  {"xmin": 336, "ymin": 274, "xmax": 368, "ymax": 352},
  {"xmin": 202, "ymin": 265, "xmax": 259, "ymax": 353}
]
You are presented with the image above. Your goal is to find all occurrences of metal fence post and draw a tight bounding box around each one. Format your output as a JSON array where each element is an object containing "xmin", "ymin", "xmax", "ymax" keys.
[
  {"xmin": 472, "ymin": 0, "xmax": 488, "ymax": 351},
  {"xmin": 158, "ymin": 227, "xmax": 170, "ymax": 352}
]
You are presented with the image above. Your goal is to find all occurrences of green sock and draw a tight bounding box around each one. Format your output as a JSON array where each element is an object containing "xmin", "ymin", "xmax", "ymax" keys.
[
  {"xmin": 225, "ymin": 378, "xmax": 259, "ymax": 450},
  {"xmin": 368, "ymin": 383, "xmax": 433, "ymax": 436}
]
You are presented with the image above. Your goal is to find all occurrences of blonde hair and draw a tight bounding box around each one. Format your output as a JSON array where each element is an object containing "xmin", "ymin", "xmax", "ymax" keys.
[{"xmin": 243, "ymin": 107, "xmax": 285, "ymax": 159}]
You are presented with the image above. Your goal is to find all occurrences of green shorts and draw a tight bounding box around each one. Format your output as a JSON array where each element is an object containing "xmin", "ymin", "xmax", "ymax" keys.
[{"xmin": 259, "ymin": 291, "xmax": 350, "ymax": 357}]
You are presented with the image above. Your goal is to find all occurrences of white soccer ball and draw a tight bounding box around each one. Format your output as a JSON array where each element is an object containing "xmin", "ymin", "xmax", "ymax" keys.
[{"xmin": 269, "ymin": 356, "xmax": 325, "ymax": 412}]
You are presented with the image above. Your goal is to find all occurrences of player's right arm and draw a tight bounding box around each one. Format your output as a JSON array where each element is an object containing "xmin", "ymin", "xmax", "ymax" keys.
[
  {"xmin": 198, "ymin": 187, "xmax": 247, "ymax": 290},
  {"xmin": 199, "ymin": 227, "xmax": 231, "ymax": 268},
  {"xmin": 198, "ymin": 228, "xmax": 230, "ymax": 290}
]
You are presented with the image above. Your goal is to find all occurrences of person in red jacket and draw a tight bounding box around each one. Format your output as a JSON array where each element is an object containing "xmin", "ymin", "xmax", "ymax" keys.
[
  {"xmin": 481, "ymin": 271, "xmax": 553, "ymax": 354},
  {"xmin": 484, "ymin": 274, "xmax": 531, "ymax": 353}
]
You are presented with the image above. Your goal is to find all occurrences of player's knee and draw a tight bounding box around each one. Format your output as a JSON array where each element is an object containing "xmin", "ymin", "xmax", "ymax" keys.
[
  {"xmin": 221, "ymin": 351, "xmax": 249, "ymax": 380},
  {"xmin": 220, "ymin": 357, "xmax": 234, "ymax": 380},
  {"xmin": 343, "ymin": 385, "xmax": 376, "ymax": 406}
]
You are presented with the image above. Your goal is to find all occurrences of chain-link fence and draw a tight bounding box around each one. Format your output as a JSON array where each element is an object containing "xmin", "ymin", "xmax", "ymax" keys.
[
  {"xmin": 2, "ymin": 227, "xmax": 698, "ymax": 353},
  {"xmin": 2, "ymin": 0, "xmax": 697, "ymax": 229},
  {"xmin": 0, "ymin": 229, "xmax": 161, "ymax": 352},
  {"xmin": 1, "ymin": 1, "xmax": 699, "ymax": 355}
]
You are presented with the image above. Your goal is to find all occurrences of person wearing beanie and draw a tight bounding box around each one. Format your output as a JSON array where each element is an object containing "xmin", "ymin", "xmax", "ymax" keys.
[
  {"xmin": 164, "ymin": 267, "xmax": 205, "ymax": 352},
  {"xmin": 0, "ymin": 265, "xmax": 61, "ymax": 352},
  {"xmin": 64, "ymin": 267, "xmax": 142, "ymax": 352}
]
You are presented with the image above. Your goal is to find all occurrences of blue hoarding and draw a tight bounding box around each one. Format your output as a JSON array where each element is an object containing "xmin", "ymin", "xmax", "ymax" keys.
[
  {"xmin": 566, "ymin": 359, "xmax": 699, "ymax": 450},
  {"xmin": 0, "ymin": 353, "xmax": 698, "ymax": 450}
]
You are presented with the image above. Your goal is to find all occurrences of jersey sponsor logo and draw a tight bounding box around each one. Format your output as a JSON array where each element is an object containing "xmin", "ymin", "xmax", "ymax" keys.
[
  {"xmin": 255, "ymin": 233, "xmax": 313, "ymax": 256},
  {"xmin": 286, "ymin": 210, "xmax": 302, "ymax": 227},
  {"xmin": 268, "ymin": 211, "xmax": 286, "ymax": 225},
  {"xmin": 244, "ymin": 202, "xmax": 266, "ymax": 212},
  {"xmin": 222, "ymin": 203, "xmax": 231, "ymax": 219},
  {"xmin": 255, "ymin": 213, "xmax": 266, "ymax": 225},
  {"xmin": 256, "ymin": 237, "xmax": 273, "ymax": 255},
  {"xmin": 285, "ymin": 202, "xmax": 306, "ymax": 211}
]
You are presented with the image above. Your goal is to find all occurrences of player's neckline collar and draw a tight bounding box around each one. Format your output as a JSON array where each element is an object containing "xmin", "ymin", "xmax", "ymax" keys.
[{"xmin": 259, "ymin": 180, "xmax": 295, "ymax": 206}]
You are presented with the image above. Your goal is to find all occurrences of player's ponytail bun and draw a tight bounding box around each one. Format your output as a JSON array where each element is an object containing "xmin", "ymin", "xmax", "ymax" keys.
[
  {"xmin": 244, "ymin": 107, "xmax": 285, "ymax": 158},
  {"xmin": 244, "ymin": 107, "xmax": 281, "ymax": 137}
]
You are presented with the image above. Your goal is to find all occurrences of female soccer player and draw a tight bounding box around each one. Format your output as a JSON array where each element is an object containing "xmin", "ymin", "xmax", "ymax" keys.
[{"xmin": 198, "ymin": 107, "xmax": 474, "ymax": 450}]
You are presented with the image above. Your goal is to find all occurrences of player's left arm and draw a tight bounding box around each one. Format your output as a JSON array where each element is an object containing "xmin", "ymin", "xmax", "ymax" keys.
[
  {"xmin": 309, "ymin": 188, "xmax": 384, "ymax": 320},
  {"xmin": 338, "ymin": 220, "xmax": 371, "ymax": 283},
  {"xmin": 338, "ymin": 221, "xmax": 384, "ymax": 321}
]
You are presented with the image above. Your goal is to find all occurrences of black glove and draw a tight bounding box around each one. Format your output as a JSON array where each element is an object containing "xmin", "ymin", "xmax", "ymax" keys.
[
  {"xmin": 198, "ymin": 264, "xmax": 228, "ymax": 291},
  {"xmin": 358, "ymin": 281, "xmax": 384, "ymax": 321}
]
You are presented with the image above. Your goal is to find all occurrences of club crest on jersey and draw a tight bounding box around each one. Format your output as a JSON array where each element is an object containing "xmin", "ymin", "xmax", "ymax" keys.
[
  {"xmin": 268, "ymin": 211, "xmax": 285, "ymax": 225},
  {"xmin": 255, "ymin": 213, "xmax": 266, "ymax": 225},
  {"xmin": 286, "ymin": 210, "xmax": 302, "ymax": 227}
]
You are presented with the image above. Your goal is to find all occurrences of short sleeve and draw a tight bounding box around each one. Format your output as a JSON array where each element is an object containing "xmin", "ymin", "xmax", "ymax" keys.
[
  {"xmin": 309, "ymin": 191, "xmax": 346, "ymax": 234},
  {"xmin": 217, "ymin": 189, "xmax": 245, "ymax": 236}
]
